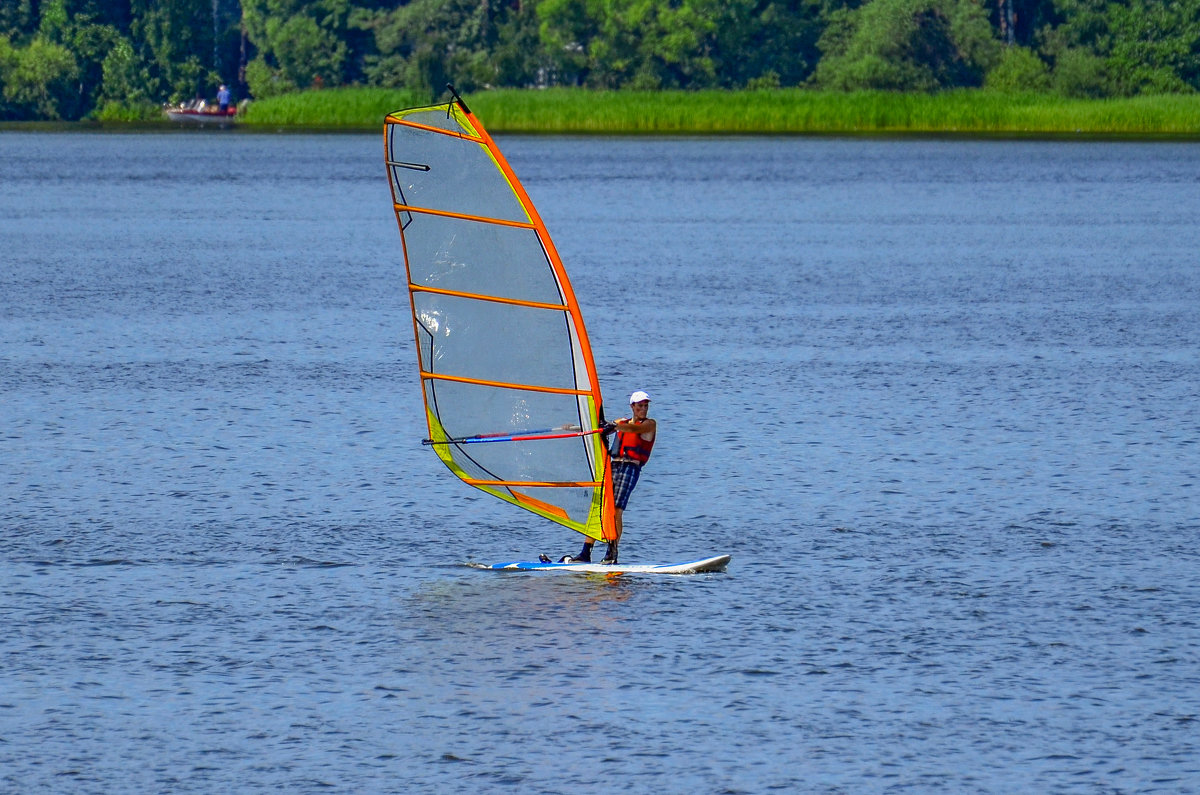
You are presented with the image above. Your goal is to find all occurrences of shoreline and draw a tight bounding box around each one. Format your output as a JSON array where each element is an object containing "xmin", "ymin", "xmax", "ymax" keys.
[
  {"xmin": 6, "ymin": 87, "xmax": 1200, "ymax": 137},
  {"xmin": 239, "ymin": 87, "xmax": 1200, "ymax": 137}
]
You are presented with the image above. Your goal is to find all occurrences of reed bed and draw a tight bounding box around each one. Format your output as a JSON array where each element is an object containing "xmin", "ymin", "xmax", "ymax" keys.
[
  {"xmin": 239, "ymin": 86, "xmax": 1200, "ymax": 135},
  {"xmin": 241, "ymin": 86, "xmax": 423, "ymax": 127}
]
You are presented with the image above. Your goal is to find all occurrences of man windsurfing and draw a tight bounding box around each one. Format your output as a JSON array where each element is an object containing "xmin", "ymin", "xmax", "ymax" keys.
[{"xmin": 559, "ymin": 390, "xmax": 655, "ymax": 565}]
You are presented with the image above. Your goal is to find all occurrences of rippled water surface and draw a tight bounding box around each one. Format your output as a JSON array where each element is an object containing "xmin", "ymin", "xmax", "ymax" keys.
[{"xmin": 3, "ymin": 130, "xmax": 1199, "ymax": 793}]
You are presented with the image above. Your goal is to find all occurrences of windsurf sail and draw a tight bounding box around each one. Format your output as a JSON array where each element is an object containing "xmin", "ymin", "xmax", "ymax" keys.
[{"xmin": 384, "ymin": 92, "xmax": 615, "ymax": 542}]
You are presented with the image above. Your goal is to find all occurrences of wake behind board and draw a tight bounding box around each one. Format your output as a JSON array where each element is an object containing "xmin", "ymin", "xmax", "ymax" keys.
[{"xmin": 473, "ymin": 554, "xmax": 731, "ymax": 575}]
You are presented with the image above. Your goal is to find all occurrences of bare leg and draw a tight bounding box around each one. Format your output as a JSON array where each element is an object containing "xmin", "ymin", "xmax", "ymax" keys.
[{"xmin": 613, "ymin": 509, "xmax": 624, "ymax": 543}]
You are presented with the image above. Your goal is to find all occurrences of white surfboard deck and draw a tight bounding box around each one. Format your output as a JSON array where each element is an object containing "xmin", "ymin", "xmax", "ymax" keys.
[{"xmin": 472, "ymin": 554, "xmax": 731, "ymax": 575}]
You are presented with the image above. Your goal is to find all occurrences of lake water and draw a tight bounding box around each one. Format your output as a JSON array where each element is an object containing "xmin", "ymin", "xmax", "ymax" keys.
[{"xmin": 2, "ymin": 129, "xmax": 1198, "ymax": 793}]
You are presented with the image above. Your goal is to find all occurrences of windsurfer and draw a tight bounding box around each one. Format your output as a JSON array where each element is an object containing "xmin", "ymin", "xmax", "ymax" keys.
[{"xmin": 561, "ymin": 390, "xmax": 655, "ymax": 565}]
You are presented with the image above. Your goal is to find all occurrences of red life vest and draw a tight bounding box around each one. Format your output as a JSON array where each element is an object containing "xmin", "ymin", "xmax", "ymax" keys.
[{"xmin": 613, "ymin": 424, "xmax": 654, "ymax": 465}]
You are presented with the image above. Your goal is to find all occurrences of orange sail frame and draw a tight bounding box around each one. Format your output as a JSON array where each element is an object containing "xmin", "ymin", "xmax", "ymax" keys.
[{"xmin": 384, "ymin": 98, "xmax": 616, "ymax": 542}]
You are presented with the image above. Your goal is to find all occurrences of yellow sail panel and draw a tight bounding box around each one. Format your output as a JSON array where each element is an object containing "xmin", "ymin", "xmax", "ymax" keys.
[{"xmin": 386, "ymin": 99, "xmax": 614, "ymax": 541}]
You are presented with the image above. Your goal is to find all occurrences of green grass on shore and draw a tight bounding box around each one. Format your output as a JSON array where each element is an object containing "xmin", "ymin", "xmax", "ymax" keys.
[
  {"xmin": 242, "ymin": 87, "xmax": 423, "ymax": 128},
  {"xmin": 239, "ymin": 86, "xmax": 1200, "ymax": 135}
]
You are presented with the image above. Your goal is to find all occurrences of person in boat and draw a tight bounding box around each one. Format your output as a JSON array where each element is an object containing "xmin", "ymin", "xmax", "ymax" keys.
[
  {"xmin": 217, "ymin": 84, "xmax": 231, "ymax": 113},
  {"xmin": 561, "ymin": 390, "xmax": 655, "ymax": 565}
]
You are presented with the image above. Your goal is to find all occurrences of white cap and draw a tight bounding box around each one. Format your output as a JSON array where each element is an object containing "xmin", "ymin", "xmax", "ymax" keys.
[{"xmin": 629, "ymin": 390, "xmax": 651, "ymax": 404}]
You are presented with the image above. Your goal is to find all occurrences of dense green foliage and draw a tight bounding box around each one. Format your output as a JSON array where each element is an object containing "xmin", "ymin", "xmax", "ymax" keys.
[{"xmin": 0, "ymin": 0, "xmax": 1197, "ymax": 121}]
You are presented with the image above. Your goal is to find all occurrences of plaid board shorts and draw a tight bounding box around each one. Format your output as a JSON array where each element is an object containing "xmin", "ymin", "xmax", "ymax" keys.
[{"xmin": 611, "ymin": 460, "xmax": 642, "ymax": 510}]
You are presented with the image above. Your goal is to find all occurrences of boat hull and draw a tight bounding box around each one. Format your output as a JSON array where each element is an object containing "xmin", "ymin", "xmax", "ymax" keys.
[{"xmin": 165, "ymin": 109, "xmax": 236, "ymax": 124}]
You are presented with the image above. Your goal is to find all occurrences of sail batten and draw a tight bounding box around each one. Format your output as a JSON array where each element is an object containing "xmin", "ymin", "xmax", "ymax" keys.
[
  {"xmin": 412, "ymin": 284, "xmax": 570, "ymax": 312},
  {"xmin": 393, "ymin": 203, "xmax": 537, "ymax": 230},
  {"xmin": 384, "ymin": 116, "xmax": 482, "ymax": 140},
  {"xmin": 421, "ymin": 372, "xmax": 592, "ymax": 396},
  {"xmin": 386, "ymin": 98, "xmax": 616, "ymax": 542}
]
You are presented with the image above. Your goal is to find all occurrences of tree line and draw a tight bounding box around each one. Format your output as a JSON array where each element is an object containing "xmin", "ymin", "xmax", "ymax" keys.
[{"xmin": 2, "ymin": 0, "xmax": 1198, "ymax": 121}]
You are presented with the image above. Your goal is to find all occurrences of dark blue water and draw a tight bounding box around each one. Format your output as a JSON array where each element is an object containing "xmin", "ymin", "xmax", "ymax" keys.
[{"xmin": 2, "ymin": 130, "xmax": 1199, "ymax": 793}]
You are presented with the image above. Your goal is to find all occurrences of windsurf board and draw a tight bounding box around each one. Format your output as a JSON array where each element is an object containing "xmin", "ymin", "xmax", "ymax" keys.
[{"xmin": 473, "ymin": 554, "xmax": 731, "ymax": 575}]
